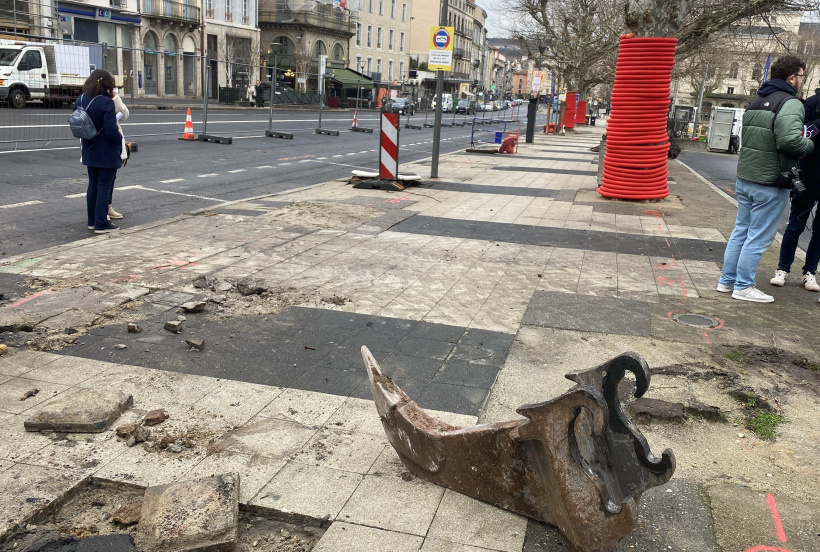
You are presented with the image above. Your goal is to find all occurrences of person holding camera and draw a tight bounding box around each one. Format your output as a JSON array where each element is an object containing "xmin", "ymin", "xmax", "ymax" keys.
[
  {"xmin": 717, "ymin": 55, "xmax": 814, "ymax": 303},
  {"xmin": 770, "ymin": 87, "xmax": 820, "ymax": 294}
]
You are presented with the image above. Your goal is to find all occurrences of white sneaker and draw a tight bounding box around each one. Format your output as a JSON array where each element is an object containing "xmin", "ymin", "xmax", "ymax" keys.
[
  {"xmin": 732, "ymin": 287, "xmax": 774, "ymax": 303},
  {"xmin": 802, "ymin": 272, "xmax": 820, "ymax": 291},
  {"xmin": 770, "ymin": 270, "xmax": 787, "ymax": 286},
  {"xmin": 716, "ymin": 283, "xmax": 733, "ymax": 293}
]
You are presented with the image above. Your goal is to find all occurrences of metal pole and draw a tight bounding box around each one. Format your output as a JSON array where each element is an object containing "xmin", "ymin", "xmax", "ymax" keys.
[
  {"xmin": 318, "ymin": 72, "xmax": 324, "ymax": 128},
  {"xmin": 357, "ymin": 77, "xmax": 361, "ymax": 110},
  {"xmin": 430, "ymin": 0, "xmax": 448, "ymax": 178},
  {"xmin": 694, "ymin": 61, "xmax": 708, "ymax": 139},
  {"xmin": 130, "ymin": 46, "xmax": 135, "ymax": 103},
  {"xmin": 203, "ymin": 58, "xmax": 210, "ymax": 136},
  {"xmin": 268, "ymin": 60, "xmax": 276, "ymax": 132}
]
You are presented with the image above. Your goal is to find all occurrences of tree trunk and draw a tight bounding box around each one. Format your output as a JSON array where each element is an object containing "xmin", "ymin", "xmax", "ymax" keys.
[{"xmin": 625, "ymin": 0, "xmax": 687, "ymax": 37}]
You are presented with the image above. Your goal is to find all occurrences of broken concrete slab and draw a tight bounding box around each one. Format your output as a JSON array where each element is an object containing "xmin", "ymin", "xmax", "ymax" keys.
[
  {"xmin": 24, "ymin": 388, "xmax": 133, "ymax": 433},
  {"xmin": 180, "ymin": 301, "xmax": 207, "ymax": 313},
  {"xmin": 76, "ymin": 534, "xmax": 139, "ymax": 552},
  {"xmin": 164, "ymin": 320, "xmax": 183, "ymax": 333},
  {"xmin": 112, "ymin": 502, "xmax": 142, "ymax": 525},
  {"xmin": 215, "ymin": 282, "xmax": 233, "ymax": 293},
  {"xmin": 236, "ymin": 280, "xmax": 267, "ymax": 296},
  {"xmin": 143, "ymin": 409, "xmax": 168, "ymax": 426},
  {"xmin": 139, "ymin": 473, "xmax": 239, "ymax": 552},
  {"xmin": 192, "ymin": 276, "xmax": 213, "ymax": 289},
  {"xmin": 186, "ymin": 339, "xmax": 205, "ymax": 351},
  {"xmin": 127, "ymin": 323, "xmax": 142, "ymax": 334}
]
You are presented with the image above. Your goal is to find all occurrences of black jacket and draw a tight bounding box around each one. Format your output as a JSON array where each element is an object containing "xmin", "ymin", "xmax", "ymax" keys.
[
  {"xmin": 75, "ymin": 93, "xmax": 123, "ymax": 169},
  {"xmin": 800, "ymin": 88, "xmax": 820, "ymax": 201}
]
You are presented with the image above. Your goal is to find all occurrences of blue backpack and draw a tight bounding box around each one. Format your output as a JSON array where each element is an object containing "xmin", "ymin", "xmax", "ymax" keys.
[{"xmin": 68, "ymin": 94, "xmax": 100, "ymax": 140}]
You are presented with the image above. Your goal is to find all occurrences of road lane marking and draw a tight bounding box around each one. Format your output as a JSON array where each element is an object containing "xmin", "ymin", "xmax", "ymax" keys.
[
  {"xmin": 0, "ymin": 200, "xmax": 43, "ymax": 209},
  {"xmin": 256, "ymin": 165, "xmax": 273, "ymax": 169},
  {"xmin": 228, "ymin": 169, "xmax": 246, "ymax": 173},
  {"xmin": 64, "ymin": 193, "xmax": 86, "ymax": 198},
  {"xmin": 160, "ymin": 178, "xmax": 184, "ymax": 183},
  {"xmin": 0, "ymin": 146, "xmax": 79, "ymax": 154},
  {"xmin": 129, "ymin": 185, "xmax": 222, "ymax": 202},
  {"xmin": 197, "ymin": 173, "xmax": 219, "ymax": 178}
]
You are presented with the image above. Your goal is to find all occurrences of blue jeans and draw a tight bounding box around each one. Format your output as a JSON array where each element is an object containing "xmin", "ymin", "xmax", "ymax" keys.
[
  {"xmin": 719, "ymin": 178, "xmax": 790, "ymax": 290},
  {"xmin": 777, "ymin": 192, "xmax": 820, "ymax": 274},
  {"xmin": 87, "ymin": 167, "xmax": 118, "ymax": 229}
]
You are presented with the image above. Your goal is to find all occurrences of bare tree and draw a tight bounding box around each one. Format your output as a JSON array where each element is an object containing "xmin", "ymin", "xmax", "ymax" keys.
[{"xmin": 293, "ymin": 42, "xmax": 314, "ymax": 93}]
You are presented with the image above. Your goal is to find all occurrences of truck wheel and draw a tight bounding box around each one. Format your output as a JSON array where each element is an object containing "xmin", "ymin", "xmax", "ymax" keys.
[{"xmin": 10, "ymin": 89, "xmax": 26, "ymax": 109}]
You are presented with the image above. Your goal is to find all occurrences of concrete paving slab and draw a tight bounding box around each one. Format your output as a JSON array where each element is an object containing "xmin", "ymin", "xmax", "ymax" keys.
[
  {"xmin": 257, "ymin": 388, "xmax": 348, "ymax": 426},
  {"xmin": 92, "ymin": 443, "xmax": 206, "ymax": 487},
  {"xmin": 22, "ymin": 356, "xmax": 115, "ymax": 386},
  {"xmin": 421, "ymin": 538, "xmax": 503, "ymax": 551},
  {"xmin": 427, "ymin": 489, "xmax": 527, "ymax": 552},
  {"xmin": 0, "ymin": 349, "xmax": 60, "ymax": 377},
  {"xmin": 215, "ymin": 416, "xmax": 318, "ymax": 460},
  {"xmin": 139, "ymin": 473, "xmax": 239, "ymax": 552},
  {"xmin": 293, "ymin": 427, "xmax": 387, "ymax": 474},
  {"xmin": 313, "ymin": 521, "xmax": 424, "ymax": 552},
  {"xmin": 251, "ymin": 461, "xmax": 363, "ymax": 519},
  {"xmin": 0, "ymin": 377, "xmax": 70, "ymax": 415},
  {"xmin": 338, "ymin": 473, "xmax": 445, "ymax": 536},
  {"xmin": 184, "ymin": 451, "xmax": 285, "ymax": 504},
  {"xmin": 24, "ymin": 388, "xmax": 133, "ymax": 433}
]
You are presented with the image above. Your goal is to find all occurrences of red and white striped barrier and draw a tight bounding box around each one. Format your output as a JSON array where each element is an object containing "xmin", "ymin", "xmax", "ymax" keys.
[{"xmin": 380, "ymin": 112, "xmax": 399, "ymax": 180}]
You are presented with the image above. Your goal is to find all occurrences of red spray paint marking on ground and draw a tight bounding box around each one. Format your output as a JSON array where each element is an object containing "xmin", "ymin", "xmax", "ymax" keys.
[
  {"xmin": 679, "ymin": 276, "xmax": 687, "ymax": 301},
  {"xmin": 10, "ymin": 289, "xmax": 51, "ymax": 308},
  {"xmin": 767, "ymin": 493, "xmax": 787, "ymax": 543},
  {"xmin": 665, "ymin": 237, "xmax": 671, "ymax": 248}
]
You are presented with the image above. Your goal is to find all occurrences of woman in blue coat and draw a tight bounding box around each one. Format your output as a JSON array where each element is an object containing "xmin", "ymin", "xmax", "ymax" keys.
[{"xmin": 75, "ymin": 69, "xmax": 123, "ymax": 233}]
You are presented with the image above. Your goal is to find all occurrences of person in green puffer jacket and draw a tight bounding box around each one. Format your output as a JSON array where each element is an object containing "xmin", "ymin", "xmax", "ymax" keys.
[{"xmin": 717, "ymin": 55, "xmax": 815, "ymax": 303}]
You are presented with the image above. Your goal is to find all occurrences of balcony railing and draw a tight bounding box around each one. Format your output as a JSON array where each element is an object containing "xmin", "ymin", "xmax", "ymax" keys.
[
  {"xmin": 447, "ymin": 72, "xmax": 469, "ymax": 81},
  {"xmin": 142, "ymin": 0, "xmax": 200, "ymax": 23},
  {"xmin": 258, "ymin": 7, "xmax": 355, "ymax": 34},
  {"xmin": 453, "ymin": 47, "xmax": 466, "ymax": 59}
]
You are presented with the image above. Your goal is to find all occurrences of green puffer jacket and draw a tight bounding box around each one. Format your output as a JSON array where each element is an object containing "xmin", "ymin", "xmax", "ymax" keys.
[{"xmin": 737, "ymin": 83, "xmax": 814, "ymax": 186}]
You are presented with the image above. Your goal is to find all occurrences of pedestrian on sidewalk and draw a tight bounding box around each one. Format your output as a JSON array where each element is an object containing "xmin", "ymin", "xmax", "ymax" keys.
[
  {"xmin": 717, "ymin": 55, "xmax": 814, "ymax": 303},
  {"xmin": 76, "ymin": 69, "xmax": 123, "ymax": 234},
  {"xmin": 770, "ymin": 87, "xmax": 820, "ymax": 295},
  {"xmin": 367, "ymin": 90, "xmax": 373, "ymax": 109},
  {"xmin": 107, "ymin": 88, "xmax": 129, "ymax": 221},
  {"xmin": 247, "ymin": 83, "xmax": 256, "ymax": 105},
  {"xmin": 255, "ymin": 80, "xmax": 264, "ymax": 107}
]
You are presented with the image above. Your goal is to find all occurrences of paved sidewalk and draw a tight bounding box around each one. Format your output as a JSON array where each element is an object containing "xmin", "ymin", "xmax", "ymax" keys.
[{"xmin": 1, "ymin": 125, "xmax": 819, "ymax": 551}]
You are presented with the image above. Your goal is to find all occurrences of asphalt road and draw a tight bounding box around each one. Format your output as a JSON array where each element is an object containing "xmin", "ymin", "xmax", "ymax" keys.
[{"xmin": 0, "ymin": 106, "xmax": 537, "ymax": 258}]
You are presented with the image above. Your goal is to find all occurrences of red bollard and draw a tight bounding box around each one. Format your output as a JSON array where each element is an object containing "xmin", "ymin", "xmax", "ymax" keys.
[
  {"xmin": 576, "ymin": 100, "xmax": 587, "ymax": 124},
  {"xmin": 564, "ymin": 92, "xmax": 578, "ymax": 129}
]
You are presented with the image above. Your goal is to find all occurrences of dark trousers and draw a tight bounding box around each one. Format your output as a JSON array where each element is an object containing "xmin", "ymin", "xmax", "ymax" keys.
[
  {"xmin": 778, "ymin": 193, "xmax": 820, "ymax": 274},
  {"xmin": 87, "ymin": 166, "xmax": 117, "ymax": 229}
]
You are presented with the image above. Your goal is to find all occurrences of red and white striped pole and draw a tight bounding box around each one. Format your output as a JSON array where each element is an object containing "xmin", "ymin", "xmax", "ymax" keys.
[{"xmin": 380, "ymin": 112, "xmax": 400, "ymax": 179}]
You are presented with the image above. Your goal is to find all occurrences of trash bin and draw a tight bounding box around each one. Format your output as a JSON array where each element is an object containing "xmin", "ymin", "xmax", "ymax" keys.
[{"xmin": 590, "ymin": 116, "xmax": 596, "ymax": 126}]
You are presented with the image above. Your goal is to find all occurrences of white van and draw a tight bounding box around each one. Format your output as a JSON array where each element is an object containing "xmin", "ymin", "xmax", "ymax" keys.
[{"xmin": 431, "ymin": 93, "xmax": 453, "ymax": 113}]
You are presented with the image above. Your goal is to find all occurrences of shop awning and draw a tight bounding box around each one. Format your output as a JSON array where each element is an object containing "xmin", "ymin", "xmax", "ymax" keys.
[{"xmin": 330, "ymin": 68, "xmax": 373, "ymax": 88}]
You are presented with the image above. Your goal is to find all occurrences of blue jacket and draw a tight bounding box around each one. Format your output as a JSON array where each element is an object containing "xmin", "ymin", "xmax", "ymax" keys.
[{"xmin": 75, "ymin": 93, "xmax": 123, "ymax": 169}]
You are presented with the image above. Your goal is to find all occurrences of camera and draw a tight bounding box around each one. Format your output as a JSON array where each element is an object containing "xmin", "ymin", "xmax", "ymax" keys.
[{"xmin": 776, "ymin": 166, "xmax": 806, "ymax": 196}]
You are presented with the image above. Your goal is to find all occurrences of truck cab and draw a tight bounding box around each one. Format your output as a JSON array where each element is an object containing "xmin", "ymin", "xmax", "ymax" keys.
[{"xmin": 0, "ymin": 45, "xmax": 48, "ymax": 108}]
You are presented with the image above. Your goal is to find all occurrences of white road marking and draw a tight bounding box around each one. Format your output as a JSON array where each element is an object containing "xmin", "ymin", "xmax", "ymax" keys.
[
  {"xmin": 160, "ymin": 178, "xmax": 185, "ymax": 183},
  {"xmin": 347, "ymin": 152, "xmax": 357, "ymax": 155},
  {"xmin": 228, "ymin": 169, "xmax": 246, "ymax": 173},
  {"xmin": 316, "ymin": 157, "xmax": 327, "ymax": 160},
  {"xmin": 299, "ymin": 159, "xmax": 312, "ymax": 163},
  {"xmin": 359, "ymin": 151, "xmax": 369, "ymax": 154},
  {"xmin": 128, "ymin": 185, "xmax": 222, "ymax": 202},
  {"xmin": 64, "ymin": 192, "xmax": 86, "ymax": 198},
  {"xmin": 197, "ymin": 173, "xmax": 219, "ymax": 178},
  {"xmin": 0, "ymin": 200, "xmax": 43, "ymax": 209},
  {"xmin": 256, "ymin": 165, "xmax": 273, "ymax": 169},
  {"xmin": 278, "ymin": 162, "xmax": 292, "ymax": 166},
  {"xmin": 332, "ymin": 154, "xmax": 344, "ymax": 158},
  {"xmin": 0, "ymin": 145, "xmax": 79, "ymax": 155}
]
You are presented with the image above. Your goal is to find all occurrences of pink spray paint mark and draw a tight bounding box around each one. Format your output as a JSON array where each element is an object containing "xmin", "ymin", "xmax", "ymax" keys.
[{"xmin": 10, "ymin": 289, "xmax": 51, "ymax": 308}]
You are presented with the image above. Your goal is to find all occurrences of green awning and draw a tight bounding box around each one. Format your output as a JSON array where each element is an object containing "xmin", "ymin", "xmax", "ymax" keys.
[{"xmin": 330, "ymin": 68, "xmax": 373, "ymax": 88}]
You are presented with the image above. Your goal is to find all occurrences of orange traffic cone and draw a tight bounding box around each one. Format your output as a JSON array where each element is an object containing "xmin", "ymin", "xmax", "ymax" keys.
[
  {"xmin": 179, "ymin": 108, "xmax": 195, "ymax": 141},
  {"xmin": 351, "ymin": 110, "xmax": 359, "ymax": 128}
]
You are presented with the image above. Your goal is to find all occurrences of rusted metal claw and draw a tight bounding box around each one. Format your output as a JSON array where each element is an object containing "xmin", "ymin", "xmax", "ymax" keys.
[{"xmin": 362, "ymin": 346, "xmax": 675, "ymax": 552}]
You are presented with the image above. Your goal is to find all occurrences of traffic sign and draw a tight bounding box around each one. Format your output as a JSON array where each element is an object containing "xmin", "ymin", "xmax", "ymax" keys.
[{"xmin": 428, "ymin": 27, "xmax": 454, "ymax": 71}]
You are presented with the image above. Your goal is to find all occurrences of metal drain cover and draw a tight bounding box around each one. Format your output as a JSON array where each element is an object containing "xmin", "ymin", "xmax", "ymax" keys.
[{"xmin": 671, "ymin": 313, "xmax": 721, "ymax": 328}]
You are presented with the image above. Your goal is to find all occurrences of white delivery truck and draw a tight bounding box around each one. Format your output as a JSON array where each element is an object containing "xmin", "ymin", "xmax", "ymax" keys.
[
  {"xmin": 431, "ymin": 93, "xmax": 453, "ymax": 113},
  {"xmin": 707, "ymin": 106, "xmax": 744, "ymax": 153},
  {"xmin": 0, "ymin": 41, "xmax": 102, "ymax": 108}
]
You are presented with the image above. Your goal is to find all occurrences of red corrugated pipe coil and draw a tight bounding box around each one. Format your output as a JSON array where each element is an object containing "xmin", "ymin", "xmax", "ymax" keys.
[
  {"xmin": 564, "ymin": 92, "xmax": 578, "ymax": 129},
  {"xmin": 599, "ymin": 35, "xmax": 677, "ymax": 200}
]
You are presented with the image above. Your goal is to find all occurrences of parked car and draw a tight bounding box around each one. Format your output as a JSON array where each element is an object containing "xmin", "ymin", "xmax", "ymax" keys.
[
  {"xmin": 391, "ymin": 97, "xmax": 415, "ymax": 115},
  {"xmin": 455, "ymin": 99, "xmax": 477, "ymax": 114},
  {"xmin": 479, "ymin": 101, "xmax": 494, "ymax": 111},
  {"xmin": 431, "ymin": 93, "xmax": 454, "ymax": 113}
]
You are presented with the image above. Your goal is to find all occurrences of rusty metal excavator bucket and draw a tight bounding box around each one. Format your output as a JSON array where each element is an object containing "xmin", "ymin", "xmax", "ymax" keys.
[{"xmin": 362, "ymin": 346, "xmax": 675, "ymax": 552}]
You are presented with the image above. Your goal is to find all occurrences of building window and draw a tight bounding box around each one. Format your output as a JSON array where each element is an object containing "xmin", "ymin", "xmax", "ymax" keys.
[
  {"xmin": 379, "ymin": 0, "xmax": 383, "ymax": 15},
  {"xmin": 729, "ymin": 62, "xmax": 739, "ymax": 79},
  {"xmin": 377, "ymin": 27, "xmax": 382, "ymax": 48},
  {"xmin": 388, "ymin": 60, "xmax": 393, "ymax": 80},
  {"xmin": 399, "ymin": 60, "xmax": 404, "ymax": 80},
  {"xmin": 242, "ymin": 0, "xmax": 248, "ymax": 24},
  {"xmin": 356, "ymin": 55, "xmax": 362, "ymax": 71},
  {"xmin": 377, "ymin": 58, "xmax": 382, "ymax": 74},
  {"xmin": 367, "ymin": 56, "xmax": 372, "ymax": 73},
  {"xmin": 389, "ymin": 29, "xmax": 394, "ymax": 50},
  {"xmin": 205, "ymin": 0, "xmax": 213, "ymax": 17},
  {"xmin": 225, "ymin": 0, "xmax": 232, "ymax": 21},
  {"xmin": 752, "ymin": 64, "xmax": 762, "ymax": 80},
  {"xmin": 391, "ymin": 0, "xmax": 395, "ymax": 18},
  {"xmin": 399, "ymin": 32, "xmax": 404, "ymax": 52},
  {"xmin": 401, "ymin": 2, "xmax": 406, "ymax": 21},
  {"xmin": 367, "ymin": 25, "xmax": 372, "ymax": 47},
  {"xmin": 727, "ymin": 86, "xmax": 735, "ymax": 95},
  {"xmin": 368, "ymin": 0, "xmax": 373, "ymax": 12},
  {"xmin": 356, "ymin": 23, "xmax": 361, "ymax": 46}
]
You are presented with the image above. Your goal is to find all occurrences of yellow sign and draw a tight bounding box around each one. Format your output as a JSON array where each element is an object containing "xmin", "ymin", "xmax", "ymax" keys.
[{"xmin": 428, "ymin": 26, "xmax": 454, "ymax": 71}]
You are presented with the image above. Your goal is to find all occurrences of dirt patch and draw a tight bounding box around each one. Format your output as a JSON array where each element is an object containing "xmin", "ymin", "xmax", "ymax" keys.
[{"xmin": 0, "ymin": 478, "xmax": 325, "ymax": 552}]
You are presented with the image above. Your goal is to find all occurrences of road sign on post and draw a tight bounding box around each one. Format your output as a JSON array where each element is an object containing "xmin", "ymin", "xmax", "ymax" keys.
[{"xmin": 428, "ymin": 27, "xmax": 454, "ymax": 71}]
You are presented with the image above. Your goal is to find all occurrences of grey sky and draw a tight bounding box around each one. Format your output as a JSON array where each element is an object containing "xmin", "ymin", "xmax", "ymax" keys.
[{"xmin": 474, "ymin": 0, "xmax": 508, "ymax": 37}]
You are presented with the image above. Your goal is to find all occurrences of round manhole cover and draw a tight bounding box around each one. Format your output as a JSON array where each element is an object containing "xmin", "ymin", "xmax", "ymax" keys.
[{"xmin": 670, "ymin": 312, "xmax": 722, "ymax": 329}]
